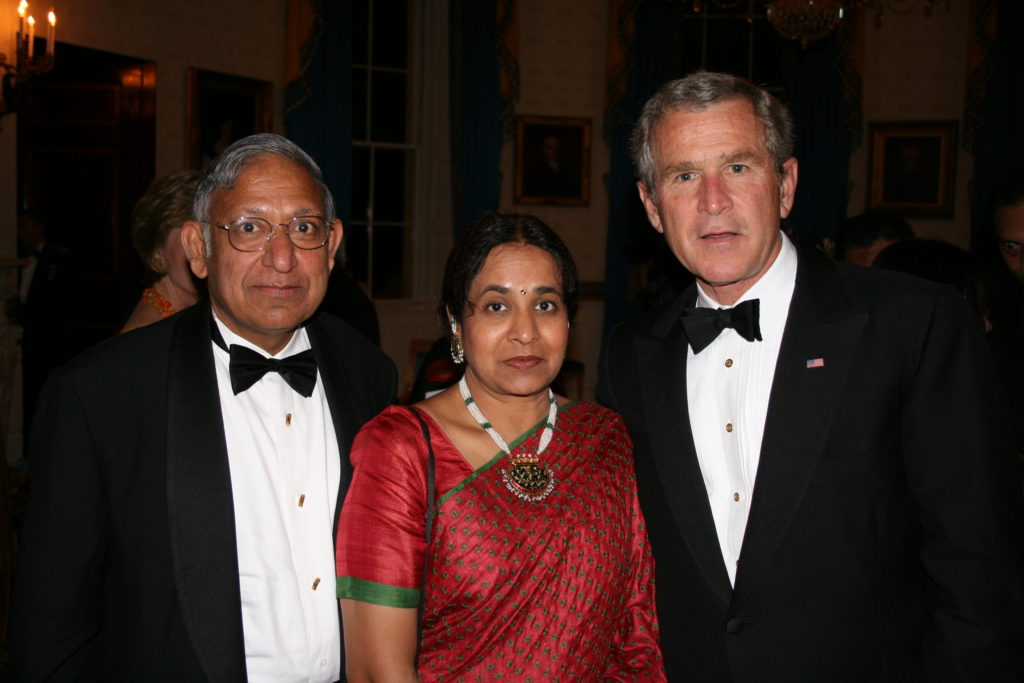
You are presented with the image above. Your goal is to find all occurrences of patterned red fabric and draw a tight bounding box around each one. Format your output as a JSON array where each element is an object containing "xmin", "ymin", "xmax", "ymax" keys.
[{"xmin": 337, "ymin": 402, "xmax": 665, "ymax": 681}]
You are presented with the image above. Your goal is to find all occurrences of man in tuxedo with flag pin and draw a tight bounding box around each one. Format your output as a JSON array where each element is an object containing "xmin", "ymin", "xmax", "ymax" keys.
[
  {"xmin": 598, "ymin": 72, "xmax": 1024, "ymax": 681},
  {"xmin": 12, "ymin": 133, "xmax": 396, "ymax": 681}
]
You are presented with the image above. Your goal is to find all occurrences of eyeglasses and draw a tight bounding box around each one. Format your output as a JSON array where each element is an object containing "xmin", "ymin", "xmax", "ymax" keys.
[{"xmin": 212, "ymin": 216, "xmax": 332, "ymax": 252}]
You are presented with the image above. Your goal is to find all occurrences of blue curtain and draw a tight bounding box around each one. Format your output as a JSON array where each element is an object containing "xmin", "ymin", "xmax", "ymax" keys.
[
  {"xmin": 449, "ymin": 0, "xmax": 504, "ymax": 236},
  {"xmin": 603, "ymin": 0, "xmax": 685, "ymax": 335},
  {"xmin": 969, "ymin": 0, "xmax": 1024, "ymax": 254},
  {"xmin": 788, "ymin": 33, "xmax": 851, "ymax": 249},
  {"xmin": 285, "ymin": 0, "xmax": 353, "ymax": 222}
]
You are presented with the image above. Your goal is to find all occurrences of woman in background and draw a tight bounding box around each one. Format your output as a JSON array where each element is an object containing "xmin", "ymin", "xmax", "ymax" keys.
[
  {"xmin": 337, "ymin": 212, "xmax": 665, "ymax": 681},
  {"xmin": 122, "ymin": 171, "xmax": 201, "ymax": 331}
]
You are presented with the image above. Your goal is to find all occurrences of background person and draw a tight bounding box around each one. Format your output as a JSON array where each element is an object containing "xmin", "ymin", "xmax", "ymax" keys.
[
  {"xmin": 337, "ymin": 212, "xmax": 664, "ymax": 681},
  {"xmin": 873, "ymin": 237, "xmax": 990, "ymax": 331},
  {"xmin": 15, "ymin": 209, "xmax": 73, "ymax": 447},
  {"xmin": 599, "ymin": 71, "xmax": 1024, "ymax": 681},
  {"xmin": 984, "ymin": 168, "xmax": 1024, "ymax": 458},
  {"xmin": 11, "ymin": 133, "xmax": 397, "ymax": 681},
  {"xmin": 122, "ymin": 170, "xmax": 202, "ymax": 332},
  {"xmin": 834, "ymin": 209, "xmax": 914, "ymax": 266}
]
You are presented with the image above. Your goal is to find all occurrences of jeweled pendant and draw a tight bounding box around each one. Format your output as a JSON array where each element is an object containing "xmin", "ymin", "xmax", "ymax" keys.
[{"xmin": 501, "ymin": 460, "xmax": 556, "ymax": 502}]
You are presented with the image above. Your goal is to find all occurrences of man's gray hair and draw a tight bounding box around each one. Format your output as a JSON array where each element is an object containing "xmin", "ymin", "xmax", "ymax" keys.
[
  {"xmin": 631, "ymin": 71, "xmax": 795, "ymax": 191},
  {"xmin": 193, "ymin": 133, "xmax": 336, "ymax": 249}
]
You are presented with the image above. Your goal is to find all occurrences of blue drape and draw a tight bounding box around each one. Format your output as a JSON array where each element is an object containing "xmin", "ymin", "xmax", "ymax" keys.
[
  {"xmin": 449, "ymin": 0, "xmax": 503, "ymax": 236},
  {"xmin": 603, "ymin": 1, "xmax": 685, "ymax": 335},
  {"xmin": 969, "ymin": 0, "xmax": 1024, "ymax": 253},
  {"xmin": 285, "ymin": 0, "xmax": 353, "ymax": 221},
  {"xmin": 788, "ymin": 33, "xmax": 851, "ymax": 248}
]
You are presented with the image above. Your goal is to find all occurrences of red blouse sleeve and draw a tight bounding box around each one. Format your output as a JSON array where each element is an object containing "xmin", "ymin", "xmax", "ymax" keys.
[{"xmin": 335, "ymin": 406, "xmax": 431, "ymax": 608}]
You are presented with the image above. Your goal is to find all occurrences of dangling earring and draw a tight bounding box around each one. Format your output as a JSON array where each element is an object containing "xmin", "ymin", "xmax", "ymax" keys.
[{"xmin": 449, "ymin": 318, "xmax": 465, "ymax": 364}]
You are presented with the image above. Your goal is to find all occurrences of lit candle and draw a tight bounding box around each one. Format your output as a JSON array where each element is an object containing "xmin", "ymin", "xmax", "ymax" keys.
[
  {"xmin": 17, "ymin": 1, "xmax": 27, "ymax": 42},
  {"xmin": 27, "ymin": 15, "xmax": 35, "ymax": 59},
  {"xmin": 47, "ymin": 9, "xmax": 55, "ymax": 57}
]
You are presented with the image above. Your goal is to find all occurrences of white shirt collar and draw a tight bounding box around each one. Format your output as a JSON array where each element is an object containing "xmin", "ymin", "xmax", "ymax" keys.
[
  {"xmin": 211, "ymin": 310, "xmax": 311, "ymax": 358},
  {"xmin": 694, "ymin": 231, "xmax": 798, "ymax": 343}
]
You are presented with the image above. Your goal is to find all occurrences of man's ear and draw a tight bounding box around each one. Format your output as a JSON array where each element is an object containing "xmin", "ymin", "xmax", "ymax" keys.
[
  {"xmin": 181, "ymin": 221, "xmax": 209, "ymax": 279},
  {"xmin": 326, "ymin": 219, "xmax": 344, "ymax": 271},
  {"xmin": 637, "ymin": 182, "xmax": 664, "ymax": 233},
  {"xmin": 779, "ymin": 158, "xmax": 798, "ymax": 219}
]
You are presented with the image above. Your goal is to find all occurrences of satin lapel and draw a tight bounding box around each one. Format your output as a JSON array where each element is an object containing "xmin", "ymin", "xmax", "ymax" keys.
[
  {"xmin": 306, "ymin": 317, "xmax": 360, "ymax": 533},
  {"xmin": 165, "ymin": 304, "xmax": 247, "ymax": 682},
  {"xmin": 641, "ymin": 286, "xmax": 734, "ymax": 604},
  {"xmin": 732, "ymin": 250, "xmax": 867, "ymax": 607}
]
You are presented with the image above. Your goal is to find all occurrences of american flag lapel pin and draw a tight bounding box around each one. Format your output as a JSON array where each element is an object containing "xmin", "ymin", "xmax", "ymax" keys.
[{"xmin": 806, "ymin": 358, "xmax": 825, "ymax": 369}]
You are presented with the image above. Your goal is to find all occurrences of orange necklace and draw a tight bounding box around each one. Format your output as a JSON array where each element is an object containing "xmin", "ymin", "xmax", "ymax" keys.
[{"xmin": 142, "ymin": 286, "xmax": 176, "ymax": 319}]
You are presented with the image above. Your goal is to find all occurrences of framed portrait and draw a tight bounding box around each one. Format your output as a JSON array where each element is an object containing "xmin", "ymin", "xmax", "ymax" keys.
[
  {"xmin": 514, "ymin": 116, "xmax": 591, "ymax": 206},
  {"xmin": 187, "ymin": 69, "xmax": 273, "ymax": 169},
  {"xmin": 867, "ymin": 121, "xmax": 957, "ymax": 218}
]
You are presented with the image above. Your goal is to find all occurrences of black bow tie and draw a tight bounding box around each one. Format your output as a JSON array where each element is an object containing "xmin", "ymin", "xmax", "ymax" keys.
[
  {"xmin": 228, "ymin": 345, "xmax": 318, "ymax": 397},
  {"xmin": 210, "ymin": 320, "xmax": 318, "ymax": 397},
  {"xmin": 681, "ymin": 299, "xmax": 762, "ymax": 353}
]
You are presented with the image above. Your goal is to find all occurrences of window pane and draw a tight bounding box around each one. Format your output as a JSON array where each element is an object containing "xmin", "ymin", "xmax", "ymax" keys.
[
  {"xmin": 705, "ymin": 19, "xmax": 752, "ymax": 79},
  {"xmin": 352, "ymin": 67, "xmax": 368, "ymax": 141},
  {"xmin": 680, "ymin": 19, "xmax": 705, "ymax": 70},
  {"xmin": 371, "ymin": 225, "xmax": 408, "ymax": 299},
  {"xmin": 344, "ymin": 223, "xmax": 370, "ymax": 285},
  {"xmin": 351, "ymin": 146, "xmax": 370, "ymax": 221},
  {"xmin": 751, "ymin": 21, "xmax": 789, "ymax": 86},
  {"xmin": 370, "ymin": 70, "xmax": 408, "ymax": 142},
  {"xmin": 373, "ymin": 148, "xmax": 411, "ymax": 222},
  {"xmin": 372, "ymin": 0, "xmax": 409, "ymax": 68},
  {"xmin": 352, "ymin": 1, "xmax": 369, "ymax": 65}
]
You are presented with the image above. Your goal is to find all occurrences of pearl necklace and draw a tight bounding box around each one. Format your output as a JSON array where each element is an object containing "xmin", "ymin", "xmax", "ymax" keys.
[{"xmin": 459, "ymin": 376, "xmax": 557, "ymax": 502}]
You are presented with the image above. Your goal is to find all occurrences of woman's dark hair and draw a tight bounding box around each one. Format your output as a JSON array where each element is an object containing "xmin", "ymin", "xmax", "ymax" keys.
[{"xmin": 437, "ymin": 212, "xmax": 580, "ymax": 330}]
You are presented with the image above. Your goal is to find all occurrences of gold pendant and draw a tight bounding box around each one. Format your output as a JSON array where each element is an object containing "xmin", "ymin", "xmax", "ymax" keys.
[{"xmin": 501, "ymin": 454, "xmax": 556, "ymax": 502}]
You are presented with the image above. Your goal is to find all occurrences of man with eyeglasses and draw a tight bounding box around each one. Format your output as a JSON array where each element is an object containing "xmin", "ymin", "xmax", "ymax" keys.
[{"xmin": 11, "ymin": 134, "xmax": 397, "ymax": 682}]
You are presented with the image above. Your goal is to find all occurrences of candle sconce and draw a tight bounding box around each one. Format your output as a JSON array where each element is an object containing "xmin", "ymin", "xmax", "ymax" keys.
[{"xmin": 1, "ymin": 1, "xmax": 57, "ymax": 124}]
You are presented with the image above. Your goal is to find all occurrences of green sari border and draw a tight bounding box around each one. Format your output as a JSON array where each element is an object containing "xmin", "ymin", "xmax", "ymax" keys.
[
  {"xmin": 337, "ymin": 576, "xmax": 420, "ymax": 608},
  {"xmin": 435, "ymin": 400, "xmax": 577, "ymax": 508}
]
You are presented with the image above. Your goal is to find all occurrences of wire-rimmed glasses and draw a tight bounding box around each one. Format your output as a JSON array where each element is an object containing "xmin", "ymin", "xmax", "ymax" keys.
[{"xmin": 211, "ymin": 216, "xmax": 332, "ymax": 252}]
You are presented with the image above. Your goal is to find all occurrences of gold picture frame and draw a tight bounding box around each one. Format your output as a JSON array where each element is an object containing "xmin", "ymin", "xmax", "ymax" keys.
[
  {"xmin": 186, "ymin": 68, "xmax": 273, "ymax": 169},
  {"xmin": 514, "ymin": 116, "xmax": 591, "ymax": 206},
  {"xmin": 867, "ymin": 121, "xmax": 957, "ymax": 218}
]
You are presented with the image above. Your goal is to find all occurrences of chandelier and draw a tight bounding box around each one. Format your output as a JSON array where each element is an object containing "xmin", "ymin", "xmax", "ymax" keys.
[
  {"xmin": 765, "ymin": 0, "xmax": 844, "ymax": 47},
  {"xmin": 681, "ymin": 1, "xmax": 946, "ymax": 47}
]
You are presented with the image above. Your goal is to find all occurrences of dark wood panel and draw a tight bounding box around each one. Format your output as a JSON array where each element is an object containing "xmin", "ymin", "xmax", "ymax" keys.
[
  {"xmin": 22, "ymin": 84, "xmax": 121, "ymax": 125},
  {"xmin": 17, "ymin": 42, "xmax": 156, "ymax": 348}
]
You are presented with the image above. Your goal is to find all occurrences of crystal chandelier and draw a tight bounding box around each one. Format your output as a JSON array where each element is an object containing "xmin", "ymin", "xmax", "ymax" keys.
[
  {"xmin": 680, "ymin": 1, "xmax": 946, "ymax": 47},
  {"xmin": 765, "ymin": 0, "xmax": 843, "ymax": 47}
]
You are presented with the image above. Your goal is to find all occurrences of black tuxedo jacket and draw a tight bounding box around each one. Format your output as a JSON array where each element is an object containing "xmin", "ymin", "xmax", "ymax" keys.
[
  {"xmin": 599, "ymin": 246, "xmax": 1024, "ymax": 682},
  {"xmin": 11, "ymin": 302, "xmax": 397, "ymax": 681}
]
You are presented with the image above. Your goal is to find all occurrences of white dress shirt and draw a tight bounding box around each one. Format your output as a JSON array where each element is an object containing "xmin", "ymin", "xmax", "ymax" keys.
[
  {"xmin": 212, "ymin": 314, "xmax": 342, "ymax": 683},
  {"xmin": 686, "ymin": 233, "xmax": 797, "ymax": 586}
]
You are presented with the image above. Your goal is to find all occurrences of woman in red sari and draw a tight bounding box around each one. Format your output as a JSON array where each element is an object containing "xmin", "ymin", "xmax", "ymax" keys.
[{"xmin": 336, "ymin": 213, "xmax": 665, "ymax": 681}]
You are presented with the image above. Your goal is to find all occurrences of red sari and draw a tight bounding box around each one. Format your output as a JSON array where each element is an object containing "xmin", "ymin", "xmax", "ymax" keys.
[{"xmin": 336, "ymin": 401, "xmax": 665, "ymax": 681}]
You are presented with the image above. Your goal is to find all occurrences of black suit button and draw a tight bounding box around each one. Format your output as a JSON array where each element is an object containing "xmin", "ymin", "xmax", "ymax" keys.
[{"xmin": 725, "ymin": 618, "xmax": 744, "ymax": 633}]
